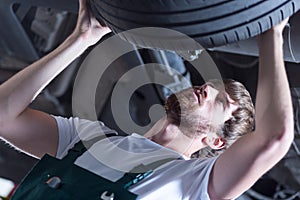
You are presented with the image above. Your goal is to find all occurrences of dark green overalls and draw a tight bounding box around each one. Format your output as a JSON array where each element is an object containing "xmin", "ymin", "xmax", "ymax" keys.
[{"xmin": 11, "ymin": 135, "xmax": 173, "ymax": 200}]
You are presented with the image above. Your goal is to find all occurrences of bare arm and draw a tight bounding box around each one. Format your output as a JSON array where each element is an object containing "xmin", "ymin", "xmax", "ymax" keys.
[
  {"xmin": 0, "ymin": 0, "xmax": 111, "ymax": 158},
  {"xmin": 208, "ymin": 19, "xmax": 294, "ymax": 199}
]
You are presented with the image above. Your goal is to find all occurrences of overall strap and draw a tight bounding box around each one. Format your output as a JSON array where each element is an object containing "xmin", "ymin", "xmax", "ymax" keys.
[
  {"xmin": 117, "ymin": 157, "xmax": 178, "ymax": 189},
  {"xmin": 63, "ymin": 133, "xmax": 118, "ymax": 163},
  {"xmin": 63, "ymin": 133, "xmax": 180, "ymax": 189}
]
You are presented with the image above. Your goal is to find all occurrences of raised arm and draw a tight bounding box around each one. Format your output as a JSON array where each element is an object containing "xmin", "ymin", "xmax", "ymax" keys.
[
  {"xmin": 208, "ymin": 19, "xmax": 294, "ymax": 199},
  {"xmin": 0, "ymin": 0, "xmax": 111, "ymax": 158}
]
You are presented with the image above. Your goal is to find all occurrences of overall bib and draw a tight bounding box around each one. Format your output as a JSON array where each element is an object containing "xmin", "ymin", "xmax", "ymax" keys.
[{"xmin": 11, "ymin": 135, "xmax": 172, "ymax": 200}]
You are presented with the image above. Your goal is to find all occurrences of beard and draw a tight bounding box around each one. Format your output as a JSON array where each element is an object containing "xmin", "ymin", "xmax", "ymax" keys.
[{"xmin": 164, "ymin": 88, "xmax": 211, "ymax": 137}]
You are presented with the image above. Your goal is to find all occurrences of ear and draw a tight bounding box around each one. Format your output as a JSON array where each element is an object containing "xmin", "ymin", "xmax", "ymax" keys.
[
  {"xmin": 212, "ymin": 137, "xmax": 225, "ymax": 150},
  {"xmin": 202, "ymin": 136, "xmax": 225, "ymax": 150}
]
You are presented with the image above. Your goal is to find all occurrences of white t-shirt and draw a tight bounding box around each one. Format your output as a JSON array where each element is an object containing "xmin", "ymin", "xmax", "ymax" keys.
[{"xmin": 54, "ymin": 116, "xmax": 217, "ymax": 200}]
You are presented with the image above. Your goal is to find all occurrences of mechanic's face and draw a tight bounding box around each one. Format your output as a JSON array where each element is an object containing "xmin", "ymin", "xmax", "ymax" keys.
[
  {"xmin": 194, "ymin": 83, "xmax": 238, "ymax": 125},
  {"xmin": 170, "ymin": 82, "xmax": 238, "ymax": 129}
]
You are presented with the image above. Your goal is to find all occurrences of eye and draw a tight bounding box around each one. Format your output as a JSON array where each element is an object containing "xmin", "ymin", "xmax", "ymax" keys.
[
  {"xmin": 216, "ymin": 93, "xmax": 228, "ymax": 110},
  {"xmin": 218, "ymin": 99, "xmax": 226, "ymax": 110}
]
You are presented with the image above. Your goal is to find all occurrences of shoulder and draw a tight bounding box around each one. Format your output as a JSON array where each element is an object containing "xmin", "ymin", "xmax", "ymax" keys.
[
  {"xmin": 54, "ymin": 116, "xmax": 117, "ymax": 139},
  {"xmin": 54, "ymin": 116, "xmax": 117, "ymax": 158}
]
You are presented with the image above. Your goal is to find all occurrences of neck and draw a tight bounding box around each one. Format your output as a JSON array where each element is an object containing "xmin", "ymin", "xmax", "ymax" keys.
[{"xmin": 144, "ymin": 117, "xmax": 206, "ymax": 158}]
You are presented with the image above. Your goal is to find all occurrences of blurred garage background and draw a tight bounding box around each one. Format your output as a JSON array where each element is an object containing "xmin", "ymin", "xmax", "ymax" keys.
[{"xmin": 0, "ymin": 1, "xmax": 300, "ymax": 199}]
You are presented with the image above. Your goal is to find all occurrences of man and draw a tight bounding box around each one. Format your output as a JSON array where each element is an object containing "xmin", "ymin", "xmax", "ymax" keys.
[{"xmin": 0, "ymin": 0, "xmax": 294, "ymax": 199}]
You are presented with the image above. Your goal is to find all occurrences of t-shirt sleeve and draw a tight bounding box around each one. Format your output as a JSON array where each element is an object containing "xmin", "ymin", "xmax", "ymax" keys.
[
  {"xmin": 131, "ymin": 156, "xmax": 218, "ymax": 199},
  {"xmin": 185, "ymin": 157, "xmax": 218, "ymax": 200},
  {"xmin": 53, "ymin": 116, "xmax": 117, "ymax": 159}
]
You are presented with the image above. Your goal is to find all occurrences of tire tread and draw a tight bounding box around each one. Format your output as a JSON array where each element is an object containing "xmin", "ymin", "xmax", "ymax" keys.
[{"xmin": 90, "ymin": 0, "xmax": 300, "ymax": 49}]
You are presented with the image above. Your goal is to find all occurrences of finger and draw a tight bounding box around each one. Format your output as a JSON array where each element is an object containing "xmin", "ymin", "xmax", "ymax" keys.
[
  {"xmin": 273, "ymin": 17, "xmax": 290, "ymax": 32},
  {"xmin": 280, "ymin": 17, "xmax": 290, "ymax": 27},
  {"xmin": 85, "ymin": 0, "xmax": 94, "ymax": 19},
  {"xmin": 79, "ymin": 0, "xmax": 87, "ymax": 13}
]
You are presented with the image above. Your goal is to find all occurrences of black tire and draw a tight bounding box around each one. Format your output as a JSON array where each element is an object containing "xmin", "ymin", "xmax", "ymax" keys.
[{"xmin": 90, "ymin": 0, "xmax": 300, "ymax": 50}]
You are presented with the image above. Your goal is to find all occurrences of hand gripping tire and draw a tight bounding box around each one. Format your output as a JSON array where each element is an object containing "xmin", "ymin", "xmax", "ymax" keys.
[{"xmin": 90, "ymin": 0, "xmax": 300, "ymax": 50}]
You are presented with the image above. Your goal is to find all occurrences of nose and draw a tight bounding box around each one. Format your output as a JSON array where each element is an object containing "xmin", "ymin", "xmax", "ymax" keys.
[
  {"xmin": 199, "ymin": 85, "xmax": 208, "ymax": 99},
  {"xmin": 200, "ymin": 84, "xmax": 220, "ymax": 102}
]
